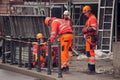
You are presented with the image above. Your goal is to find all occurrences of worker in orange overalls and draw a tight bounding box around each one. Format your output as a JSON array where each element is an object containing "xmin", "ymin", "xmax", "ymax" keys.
[
  {"xmin": 45, "ymin": 17, "xmax": 73, "ymax": 72},
  {"xmin": 63, "ymin": 10, "xmax": 73, "ymax": 58},
  {"xmin": 82, "ymin": 5, "xmax": 98, "ymax": 74},
  {"xmin": 63, "ymin": 10, "xmax": 73, "ymax": 27},
  {"xmin": 32, "ymin": 33, "xmax": 47, "ymax": 67}
]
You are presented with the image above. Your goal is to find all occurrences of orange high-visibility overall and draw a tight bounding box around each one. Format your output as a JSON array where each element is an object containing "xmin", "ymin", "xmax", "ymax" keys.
[
  {"xmin": 82, "ymin": 14, "xmax": 97, "ymax": 72},
  {"xmin": 32, "ymin": 43, "xmax": 48, "ymax": 67},
  {"xmin": 50, "ymin": 18, "xmax": 73, "ymax": 68}
]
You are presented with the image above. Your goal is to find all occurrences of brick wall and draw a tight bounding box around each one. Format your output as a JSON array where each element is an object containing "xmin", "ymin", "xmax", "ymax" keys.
[
  {"xmin": 0, "ymin": 5, "xmax": 9, "ymax": 14},
  {"xmin": 1, "ymin": 0, "xmax": 9, "ymax": 3}
]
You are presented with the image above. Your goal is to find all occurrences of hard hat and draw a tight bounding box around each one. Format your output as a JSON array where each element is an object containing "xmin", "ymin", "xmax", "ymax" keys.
[
  {"xmin": 63, "ymin": 10, "xmax": 70, "ymax": 16},
  {"xmin": 36, "ymin": 33, "xmax": 44, "ymax": 39},
  {"xmin": 45, "ymin": 17, "xmax": 51, "ymax": 26},
  {"xmin": 82, "ymin": 5, "xmax": 92, "ymax": 13}
]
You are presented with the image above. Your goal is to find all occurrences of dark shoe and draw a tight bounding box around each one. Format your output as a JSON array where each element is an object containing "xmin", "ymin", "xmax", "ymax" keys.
[
  {"xmin": 61, "ymin": 67, "xmax": 69, "ymax": 72},
  {"xmin": 61, "ymin": 67, "xmax": 66, "ymax": 72},
  {"xmin": 65, "ymin": 66, "xmax": 69, "ymax": 72}
]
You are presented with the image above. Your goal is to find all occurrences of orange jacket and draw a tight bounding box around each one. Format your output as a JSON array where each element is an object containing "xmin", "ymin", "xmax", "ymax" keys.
[
  {"xmin": 32, "ymin": 43, "xmax": 48, "ymax": 60},
  {"xmin": 64, "ymin": 19, "xmax": 73, "ymax": 27},
  {"xmin": 50, "ymin": 18, "xmax": 72, "ymax": 43},
  {"xmin": 33, "ymin": 44, "xmax": 44, "ymax": 54},
  {"xmin": 82, "ymin": 14, "xmax": 97, "ymax": 37}
]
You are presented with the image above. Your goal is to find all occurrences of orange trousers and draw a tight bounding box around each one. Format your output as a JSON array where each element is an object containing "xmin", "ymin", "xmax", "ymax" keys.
[
  {"xmin": 58, "ymin": 33, "xmax": 73, "ymax": 68},
  {"xmin": 86, "ymin": 36, "xmax": 96, "ymax": 71}
]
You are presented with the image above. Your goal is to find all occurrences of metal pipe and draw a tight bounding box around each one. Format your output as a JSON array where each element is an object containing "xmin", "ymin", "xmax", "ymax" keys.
[
  {"xmin": 2, "ymin": 35, "xmax": 5, "ymax": 63},
  {"xmin": 37, "ymin": 38, "xmax": 41, "ymax": 72},
  {"xmin": 10, "ymin": 36, "xmax": 13, "ymax": 65},
  {"xmin": 57, "ymin": 40, "xmax": 62, "ymax": 78},
  {"xmin": 47, "ymin": 39, "xmax": 51, "ymax": 75},
  {"xmin": 18, "ymin": 36, "xmax": 22, "ymax": 67},
  {"xmin": 28, "ymin": 38, "xmax": 32, "ymax": 70}
]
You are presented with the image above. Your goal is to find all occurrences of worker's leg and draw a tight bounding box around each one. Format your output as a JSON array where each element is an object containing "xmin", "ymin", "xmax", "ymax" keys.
[
  {"xmin": 86, "ymin": 36, "xmax": 95, "ymax": 72},
  {"xmin": 59, "ymin": 34, "xmax": 73, "ymax": 69}
]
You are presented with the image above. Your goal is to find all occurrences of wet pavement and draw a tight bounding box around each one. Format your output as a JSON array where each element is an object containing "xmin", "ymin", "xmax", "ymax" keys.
[{"xmin": 0, "ymin": 69, "xmax": 40, "ymax": 80}]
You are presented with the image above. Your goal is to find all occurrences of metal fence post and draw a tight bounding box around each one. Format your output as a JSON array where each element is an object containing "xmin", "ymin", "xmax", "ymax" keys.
[
  {"xmin": 57, "ymin": 40, "xmax": 62, "ymax": 78},
  {"xmin": 18, "ymin": 36, "xmax": 22, "ymax": 67},
  {"xmin": 37, "ymin": 38, "xmax": 41, "ymax": 72},
  {"xmin": 47, "ymin": 39, "xmax": 51, "ymax": 75},
  {"xmin": 10, "ymin": 36, "xmax": 13, "ymax": 65},
  {"xmin": 2, "ymin": 36, "xmax": 5, "ymax": 63},
  {"xmin": 28, "ymin": 38, "xmax": 32, "ymax": 70},
  {"xmin": 13, "ymin": 39, "xmax": 16, "ymax": 63}
]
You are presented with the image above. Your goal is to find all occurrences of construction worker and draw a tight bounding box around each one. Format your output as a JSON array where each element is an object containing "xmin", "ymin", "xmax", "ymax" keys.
[
  {"xmin": 63, "ymin": 10, "xmax": 73, "ymax": 57},
  {"xmin": 32, "ymin": 33, "xmax": 47, "ymax": 67},
  {"xmin": 45, "ymin": 17, "xmax": 73, "ymax": 71},
  {"xmin": 82, "ymin": 5, "xmax": 98, "ymax": 73},
  {"xmin": 63, "ymin": 10, "xmax": 73, "ymax": 27},
  {"xmin": 63, "ymin": 10, "xmax": 70, "ymax": 20}
]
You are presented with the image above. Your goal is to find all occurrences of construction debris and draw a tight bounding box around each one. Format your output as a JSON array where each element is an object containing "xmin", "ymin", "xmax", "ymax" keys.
[{"xmin": 76, "ymin": 50, "xmax": 113, "ymax": 60}]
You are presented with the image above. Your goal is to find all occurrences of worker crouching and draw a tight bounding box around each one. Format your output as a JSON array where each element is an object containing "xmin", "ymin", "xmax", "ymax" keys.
[{"xmin": 32, "ymin": 33, "xmax": 48, "ymax": 68}]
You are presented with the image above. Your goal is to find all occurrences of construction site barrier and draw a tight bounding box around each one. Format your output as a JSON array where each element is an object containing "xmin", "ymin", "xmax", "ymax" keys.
[{"xmin": 0, "ymin": 35, "xmax": 62, "ymax": 78}]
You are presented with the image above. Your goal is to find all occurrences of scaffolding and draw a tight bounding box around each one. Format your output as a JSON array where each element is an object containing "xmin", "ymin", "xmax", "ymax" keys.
[{"xmin": 0, "ymin": 0, "xmax": 116, "ymax": 52}]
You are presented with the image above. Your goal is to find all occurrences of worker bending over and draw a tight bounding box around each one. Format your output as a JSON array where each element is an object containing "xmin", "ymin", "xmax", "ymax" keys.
[{"xmin": 45, "ymin": 17, "xmax": 73, "ymax": 72}]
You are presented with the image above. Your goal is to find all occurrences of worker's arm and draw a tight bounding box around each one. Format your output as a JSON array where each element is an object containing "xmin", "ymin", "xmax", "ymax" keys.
[
  {"xmin": 88, "ymin": 17, "xmax": 97, "ymax": 32},
  {"xmin": 50, "ymin": 21, "xmax": 59, "ymax": 43}
]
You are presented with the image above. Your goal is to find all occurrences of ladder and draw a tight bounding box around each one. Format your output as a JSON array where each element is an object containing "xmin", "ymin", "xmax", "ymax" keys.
[{"xmin": 97, "ymin": 0, "xmax": 115, "ymax": 52}]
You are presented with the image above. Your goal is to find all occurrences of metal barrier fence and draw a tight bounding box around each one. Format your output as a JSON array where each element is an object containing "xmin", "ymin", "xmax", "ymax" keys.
[{"xmin": 0, "ymin": 35, "xmax": 62, "ymax": 78}]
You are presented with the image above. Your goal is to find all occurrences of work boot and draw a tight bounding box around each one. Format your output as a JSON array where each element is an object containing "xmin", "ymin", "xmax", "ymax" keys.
[
  {"xmin": 61, "ymin": 67, "xmax": 66, "ymax": 72},
  {"xmin": 65, "ymin": 66, "xmax": 69, "ymax": 72},
  {"xmin": 61, "ymin": 67, "xmax": 69, "ymax": 72}
]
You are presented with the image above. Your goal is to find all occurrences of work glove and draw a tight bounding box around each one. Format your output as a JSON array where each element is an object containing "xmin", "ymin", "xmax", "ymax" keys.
[
  {"xmin": 50, "ymin": 38, "xmax": 54, "ymax": 44},
  {"xmin": 82, "ymin": 28, "xmax": 87, "ymax": 34},
  {"xmin": 87, "ymin": 27, "xmax": 96, "ymax": 32}
]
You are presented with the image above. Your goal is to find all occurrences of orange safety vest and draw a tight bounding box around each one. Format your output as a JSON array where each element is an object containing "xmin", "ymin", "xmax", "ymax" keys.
[
  {"xmin": 82, "ymin": 14, "xmax": 97, "ymax": 37},
  {"xmin": 64, "ymin": 19, "xmax": 73, "ymax": 27},
  {"xmin": 50, "ymin": 18, "xmax": 72, "ymax": 43}
]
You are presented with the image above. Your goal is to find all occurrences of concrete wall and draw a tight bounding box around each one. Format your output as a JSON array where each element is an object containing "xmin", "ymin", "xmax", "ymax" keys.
[{"xmin": 113, "ymin": 42, "xmax": 120, "ymax": 78}]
